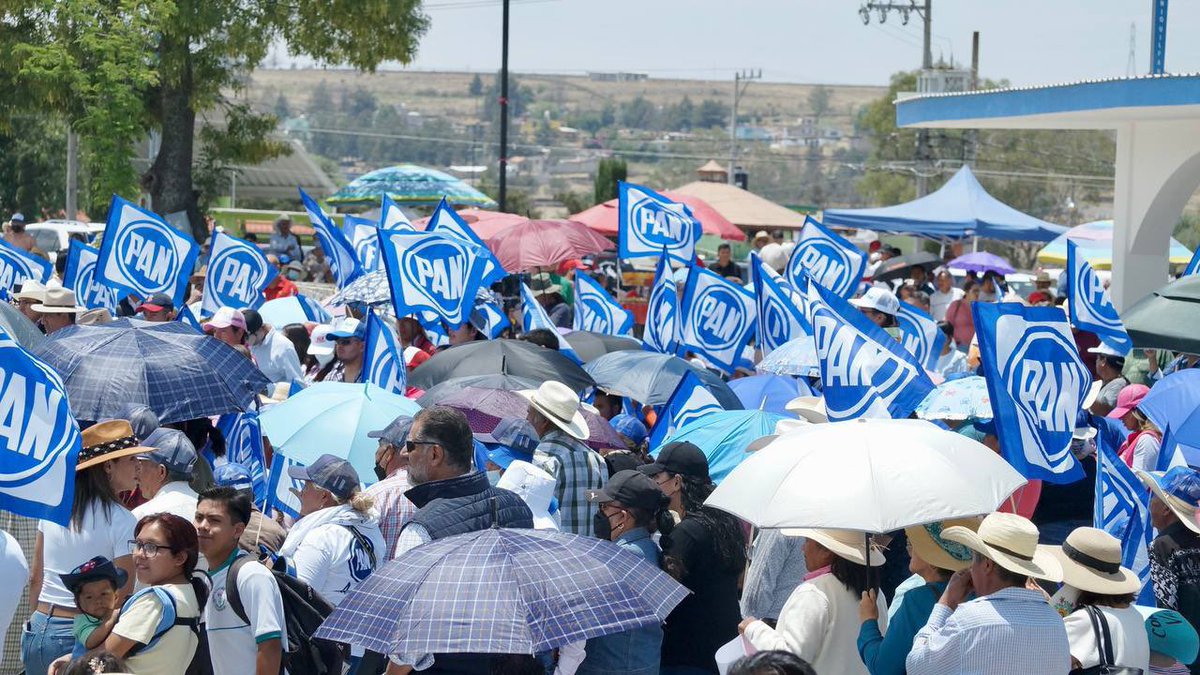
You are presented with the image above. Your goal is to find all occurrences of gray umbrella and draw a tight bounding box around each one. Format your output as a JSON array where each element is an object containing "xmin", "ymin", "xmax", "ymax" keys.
[
  {"xmin": 0, "ymin": 302, "xmax": 46, "ymax": 349},
  {"xmin": 1123, "ymin": 274, "xmax": 1200, "ymax": 354},
  {"xmin": 563, "ymin": 331, "xmax": 641, "ymax": 363},
  {"xmin": 584, "ymin": 351, "xmax": 743, "ymax": 409},
  {"xmin": 408, "ymin": 339, "xmax": 595, "ymax": 393}
]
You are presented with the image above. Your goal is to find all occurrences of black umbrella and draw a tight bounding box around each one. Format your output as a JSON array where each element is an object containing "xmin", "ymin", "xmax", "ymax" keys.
[
  {"xmin": 417, "ymin": 374, "xmax": 543, "ymax": 407},
  {"xmin": 409, "ymin": 339, "xmax": 595, "ymax": 393},
  {"xmin": 583, "ymin": 351, "xmax": 743, "ymax": 409},
  {"xmin": 1123, "ymin": 275, "xmax": 1200, "ymax": 354},
  {"xmin": 872, "ymin": 252, "xmax": 942, "ymax": 282},
  {"xmin": 565, "ymin": 331, "xmax": 641, "ymax": 363}
]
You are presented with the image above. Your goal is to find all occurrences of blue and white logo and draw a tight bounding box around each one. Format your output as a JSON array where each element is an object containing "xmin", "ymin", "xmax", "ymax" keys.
[
  {"xmin": 1095, "ymin": 439, "xmax": 1152, "ymax": 601},
  {"xmin": 344, "ymin": 215, "xmax": 382, "ymax": 273},
  {"xmin": 677, "ymin": 267, "xmax": 756, "ymax": 375},
  {"xmin": 648, "ymin": 371, "xmax": 725, "ymax": 449},
  {"xmin": 617, "ymin": 182, "xmax": 701, "ymax": 264},
  {"xmin": 0, "ymin": 238, "xmax": 52, "ymax": 297},
  {"xmin": 807, "ymin": 282, "xmax": 934, "ymax": 422},
  {"xmin": 216, "ymin": 411, "xmax": 267, "ymax": 508},
  {"xmin": 643, "ymin": 251, "xmax": 679, "ymax": 354},
  {"xmin": 574, "ymin": 272, "xmax": 633, "ymax": 336},
  {"xmin": 521, "ymin": 283, "xmax": 581, "ymax": 363},
  {"xmin": 0, "ymin": 327, "xmax": 82, "ymax": 525},
  {"xmin": 786, "ymin": 216, "xmax": 866, "ymax": 299},
  {"xmin": 266, "ymin": 453, "xmax": 305, "ymax": 519},
  {"xmin": 1066, "ymin": 240, "xmax": 1131, "ymax": 354},
  {"xmin": 95, "ymin": 196, "xmax": 198, "ymax": 309},
  {"xmin": 299, "ymin": 188, "xmax": 363, "ymax": 289},
  {"xmin": 62, "ymin": 241, "xmax": 118, "ymax": 313},
  {"xmin": 202, "ymin": 230, "xmax": 277, "ymax": 316},
  {"xmin": 973, "ymin": 302, "xmax": 1088, "ymax": 484},
  {"xmin": 425, "ymin": 197, "xmax": 506, "ymax": 285},
  {"xmin": 752, "ymin": 252, "xmax": 809, "ymax": 357},
  {"xmin": 379, "ymin": 194, "xmax": 415, "ymax": 231},
  {"xmin": 378, "ymin": 230, "xmax": 487, "ymax": 329},
  {"xmin": 176, "ymin": 306, "xmax": 202, "ymax": 332},
  {"xmin": 472, "ymin": 293, "xmax": 510, "ymax": 339},
  {"xmin": 363, "ymin": 310, "xmax": 407, "ymax": 395},
  {"xmin": 896, "ymin": 300, "xmax": 946, "ymax": 371},
  {"xmin": 348, "ymin": 536, "xmax": 376, "ymax": 582}
]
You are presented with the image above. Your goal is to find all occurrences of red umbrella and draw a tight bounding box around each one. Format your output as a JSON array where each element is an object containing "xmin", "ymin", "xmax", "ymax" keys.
[
  {"xmin": 412, "ymin": 208, "xmax": 528, "ymax": 239},
  {"xmin": 571, "ymin": 191, "xmax": 746, "ymax": 241},
  {"xmin": 486, "ymin": 219, "xmax": 615, "ymax": 273}
]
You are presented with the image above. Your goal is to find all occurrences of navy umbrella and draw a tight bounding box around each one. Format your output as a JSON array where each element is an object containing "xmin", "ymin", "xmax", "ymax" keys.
[
  {"xmin": 32, "ymin": 319, "xmax": 270, "ymax": 423},
  {"xmin": 584, "ymin": 351, "xmax": 742, "ymax": 409},
  {"xmin": 409, "ymin": 339, "xmax": 595, "ymax": 394}
]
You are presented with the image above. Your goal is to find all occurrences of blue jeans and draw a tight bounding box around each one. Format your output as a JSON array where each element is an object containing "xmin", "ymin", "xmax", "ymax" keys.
[{"xmin": 21, "ymin": 611, "xmax": 75, "ymax": 675}]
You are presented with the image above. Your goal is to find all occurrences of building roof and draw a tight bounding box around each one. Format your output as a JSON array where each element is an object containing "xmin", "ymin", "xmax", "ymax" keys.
[
  {"xmin": 670, "ymin": 181, "xmax": 808, "ymax": 231},
  {"xmin": 697, "ymin": 160, "xmax": 728, "ymax": 174}
]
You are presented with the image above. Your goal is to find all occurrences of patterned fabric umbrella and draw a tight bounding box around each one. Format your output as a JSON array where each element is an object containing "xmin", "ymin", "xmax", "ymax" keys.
[
  {"xmin": 434, "ymin": 386, "xmax": 626, "ymax": 452},
  {"xmin": 31, "ymin": 319, "xmax": 269, "ymax": 423},
  {"xmin": 327, "ymin": 164, "xmax": 497, "ymax": 208},
  {"xmin": 314, "ymin": 527, "xmax": 688, "ymax": 656},
  {"xmin": 755, "ymin": 336, "xmax": 820, "ymax": 378},
  {"xmin": 486, "ymin": 220, "xmax": 615, "ymax": 273},
  {"xmin": 327, "ymin": 270, "xmax": 391, "ymax": 307},
  {"xmin": 914, "ymin": 375, "xmax": 993, "ymax": 421}
]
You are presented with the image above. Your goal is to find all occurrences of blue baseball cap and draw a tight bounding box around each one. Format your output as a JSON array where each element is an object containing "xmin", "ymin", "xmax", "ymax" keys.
[
  {"xmin": 287, "ymin": 453, "xmax": 360, "ymax": 501},
  {"xmin": 213, "ymin": 462, "xmax": 255, "ymax": 492},
  {"xmin": 367, "ymin": 415, "xmax": 413, "ymax": 446},
  {"xmin": 1138, "ymin": 466, "xmax": 1200, "ymax": 535},
  {"xmin": 610, "ymin": 413, "xmax": 648, "ymax": 446},
  {"xmin": 117, "ymin": 404, "xmax": 160, "ymax": 441},
  {"xmin": 477, "ymin": 418, "xmax": 538, "ymax": 456},
  {"xmin": 1137, "ymin": 605, "xmax": 1200, "ymax": 665},
  {"xmin": 137, "ymin": 428, "xmax": 197, "ymax": 476}
]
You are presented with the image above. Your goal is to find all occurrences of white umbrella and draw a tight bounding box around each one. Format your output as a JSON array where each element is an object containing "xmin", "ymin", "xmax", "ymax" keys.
[{"xmin": 705, "ymin": 418, "xmax": 1026, "ymax": 533}]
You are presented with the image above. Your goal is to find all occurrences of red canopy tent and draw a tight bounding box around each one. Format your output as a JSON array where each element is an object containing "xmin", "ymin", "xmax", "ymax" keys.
[{"xmin": 570, "ymin": 192, "xmax": 746, "ymax": 241}]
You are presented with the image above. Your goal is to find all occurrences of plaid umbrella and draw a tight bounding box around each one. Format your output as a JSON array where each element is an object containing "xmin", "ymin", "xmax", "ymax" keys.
[
  {"xmin": 0, "ymin": 301, "xmax": 46, "ymax": 349},
  {"xmin": 755, "ymin": 336, "xmax": 820, "ymax": 378},
  {"xmin": 327, "ymin": 164, "xmax": 497, "ymax": 208},
  {"xmin": 31, "ymin": 319, "xmax": 269, "ymax": 424},
  {"xmin": 435, "ymin": 386, "xmax": 626, "ymax": 452},
  {"xmin": 314, "ymin": 527, "xmax": 688, "ymax": 656}
]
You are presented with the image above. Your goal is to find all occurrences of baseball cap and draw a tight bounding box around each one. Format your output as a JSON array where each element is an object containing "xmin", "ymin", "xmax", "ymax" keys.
[
  {"xmin": 136, "ymin": 428, "xmax": 197, "ymax": 476},
  {"xmin": 242, "ymin": 308, "xmax": 264, "ymax": 335},
  {"xmin": 308, "ymin": 324, "xmax": 335, "ymax": 357},
  {"xmin": 1136, "ymin": 606, "xmax": 1200, "ymax": 666},
  {"xmin": 404, "ymin": 346, "xmax": 431, "ymax": 370},
  {"xmin": 850, "ymin": 287, "xmax": 900, "ymax": 316},
  {"xmin": 478, "ymin": 419, "xmax": 538, "ymax": 468},
  {"xmin": 610, "ymin": 413, "xmax": 648, "ymax": 446},
  {"xmin": 368, "ymin": 415, "xmax": 413, "ymax": 445},
  {"xmin": 1087, "ymin": 342, "xmax": 1129, "ymax": 358},
  {"xmin": 327, "ymin": 317, "xmax": 365, "ymax": 340},
  {"xmin": 137, "ymin": 292, "xmax": 175, "ymax": 313},
  {"xmin": 288, "ymin": 453, "xmax": 360, "ymax": 501},
  {"xmin": 9, "ymin": 213, "xmax": 24, "ymax": 223},
  {"xmin": 213, "ymin": 462, "xmax": 255, "ymax": 492},
  {"xmin": 1107, "ymin": 383, "xmax": 1150, "ymax": 419},
  {"xmin": 639, "ymin": 441, "xmax": 710, "ymax": 481},
  {"xmin": 587, "ymin": 470, "xmax": 667, "ymax": 511},
  {"xmin": 204, "ymin": 306, "xmax": 246, "ymax": 332}
]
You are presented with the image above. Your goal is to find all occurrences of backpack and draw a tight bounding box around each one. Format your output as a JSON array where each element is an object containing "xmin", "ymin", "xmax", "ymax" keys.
[
  {"xmin": 226, "ymin": 556, "xmax": 346, "ymax": 675},
  {"xmin": 121, "ymin": 585, "xmax": 214, "ymax": 675}
]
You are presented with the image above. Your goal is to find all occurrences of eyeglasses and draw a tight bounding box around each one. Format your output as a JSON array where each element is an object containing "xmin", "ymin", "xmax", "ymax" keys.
[
  {"xmin": 129, "ymin": 540, "xmax": 174, "ymax": 557},
  {"xmin": 405, "ymin": 439, "xmax": 440, "ymax": 453},
  {"xmin": 335, "ymin": 337, "xmax": 359, "ymax": 346}
]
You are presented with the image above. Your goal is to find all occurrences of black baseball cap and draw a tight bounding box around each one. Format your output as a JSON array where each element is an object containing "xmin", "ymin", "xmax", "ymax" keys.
[
  {"xmin": 587, "ymin": 470, "xmax": 666, "ymax": 511},
  {"xmin": 639, "ymin": 441, "xmax": 710, "ymax": 481},
  {"xmin": 241, "ymin": 309, "xmax": 264, "ymax": 335},
  {"xmin": 137, "ymin": 292, "xmax": 175, "ymax": 313}
]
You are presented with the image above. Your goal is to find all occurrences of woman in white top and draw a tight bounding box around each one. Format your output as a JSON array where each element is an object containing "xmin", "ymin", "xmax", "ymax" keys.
[
  {"xmin": 1054, "ymin": 527, "xmax": 1150, "ymax": 672},
  {"xmin": 23, "ymin": 420, "xmax": 142, "ymax": 675},
  {"xmin": 740, "ymin": 529, "xmax": 888, "ymax": 675}
]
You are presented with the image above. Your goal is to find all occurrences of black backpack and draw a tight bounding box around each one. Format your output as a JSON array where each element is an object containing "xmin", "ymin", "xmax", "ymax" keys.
[{"xmin": 226, "ymin": 556, "xmax": 346, "ymax": 675}]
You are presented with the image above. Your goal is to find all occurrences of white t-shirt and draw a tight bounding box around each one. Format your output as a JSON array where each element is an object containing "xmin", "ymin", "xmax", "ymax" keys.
[
  {"xmin": 1065, "ymin": 604, "xmax": 1150, "ymax": 671},
  {"xmin": 290, "ymin": 521, "xmax": 385, "ymax": 606},
  {"xmin": 0, "ymin": 531, "xmax": 29, "ymax": 664},
  {"xmin": 39, "ymin": 500, "xmax": 137, "ymax": 607},
  {"xmin": 113, "ymin": 583, "xmax": 201, "ymax": 675},
  {"xmin": 132, "ymin": 482, "xmax": 200, "ymax": 523},
  {"xmin": 929, "ymin": 287, "xmax": 964, "ymax": 321},
  {"xmin": 250, "ymin": 329, "xmax": 304, "ymax": 384},
  {"xmin": 205, "ymin": 552, "xmax": 288, "ymax": 675}
]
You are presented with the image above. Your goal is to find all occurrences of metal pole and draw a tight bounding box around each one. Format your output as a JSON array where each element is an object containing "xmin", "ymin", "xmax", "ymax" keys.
[
  {"xmin": 915, "ymin": 0, "xmax": 933, "ymax": 198},
  {"xmin": 497, "ymin": 0, "xmax": 510, "ymax": 211},
  {"xmin": 728, "ymin": 72, "xmax": 739, "ymax": 185},
  {"xmin": 65, "ymin": 129, "xmax": 78, "ymax": 221}
]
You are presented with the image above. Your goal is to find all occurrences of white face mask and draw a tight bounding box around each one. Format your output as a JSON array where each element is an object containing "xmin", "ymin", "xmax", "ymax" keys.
[
  {"xmin": 486, "ymin": 470, "xmax": 502, "ymax": 486},
  {"xmin": 313, "ymin": 351, "xmax": 334, "ymax": 368}
]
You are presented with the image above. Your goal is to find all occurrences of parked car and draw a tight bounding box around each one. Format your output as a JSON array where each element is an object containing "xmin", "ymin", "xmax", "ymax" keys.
[{"xmin": 24, "ymin": 220, "xmax": 105, "ymax": 264}]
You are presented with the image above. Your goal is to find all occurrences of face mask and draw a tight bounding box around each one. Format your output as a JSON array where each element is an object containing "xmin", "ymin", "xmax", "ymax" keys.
[
  {"xmin": 286, "ymin": 271, "xmax": 300, "ymax": 281},
  {"xmin": 486, "ymin": 470, "xmax": 502, "ymax": 486},
  {"xmin": 374, "ymin": 463, "xmax": 388, "ymax": 482},
  {"xmin": 593, "ymin": 510, "xmax": 613, "ymax": 540}
]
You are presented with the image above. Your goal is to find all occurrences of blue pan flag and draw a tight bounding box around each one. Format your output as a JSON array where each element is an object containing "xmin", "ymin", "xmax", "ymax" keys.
[
  {"xmin": 574, "ymin": 273, "xmax": 633, "ymax": 336},
  {"xmin": 751, "ymin": 252, "xmax": 809, "ymax": 357},
  {"xmin": 377, "ymin": 229, "xmax": 488, "ymax": 329},
  {"xmin": 643, "ymin": 250, "xmax": 679, "ymax": 354},
  {"xmin": 521, "ymin": 282, "xmax": 581, "ymax": 363},
  {"xmin": 1066, "ymin": 240, "xmax": 1131, "ymax": 354},
  {"xmin": 1094, "ymin": 439, "xmax": 1153, "ymax": 603},
  {"xmin": 216, "ymin": 411, "xmax": 268, "ymax": 508},
  {"xmin": 648, "ymin": 370, "xmax": 725, "ymax": 450},
  {"xmin": 973, "ymin": 302, "xmax": 1088, "ymax": 484},
  {"xmin": 299, "ymin": 188, "xmax": 364, "ymax": 289},
  {"xmin": 425, "ymin": 197, "xmax": 506, "ymax": 285},
  {"xmin": 62, "ymin": 240, "xmax": 119, "ymax": 314},
  {"xmin": 175, "ymin": 305, "xmax": 202, "ymax": 331},
  {"xmin": 677, "ymin": 267, "xmax": 757, "ymax": 376},
  {"xmin": 379, "ymin": 194, "xmax": 415, "ymax": 231},
  {"xmin": 0, "ymin": 326, "xmax": 83, "ymax": 524},
  {"xmin": 344, "ymin": 214, "xmax": 383, "ymax": 273},
  {"xmin": 896, "ymin": 300, "xmax": 946, "ymax": 371},
  {"xmin": 806, "ymin": 281, "xmax": 934, "ymax": 421},
  {"xmin": 473, "ymin": 293, "xmax": 510, "ymax": 339},
  {"xmin": 0, "ymin": 238, "xmax": 52, "ymax": 297},
  {"xmin": 363, "ymin": 310, "xmax": 407, "ymax": 395},
  {"xmin": 265, "ymin": 452, "xmax": 304, "ymax": 519},
  {"xmin": 617, "ymin": 182, "xmax": 701, "ymax": 265},
  {"xmin": 95, "ymin": 195, "xmax": 198, "ymax": 309},
  {"xmin": 786, "ymin": 216, "xmax": 866, "ymax": 299},
  {"xmin": 202, "ymin": 230, "xmax": 277, "ymax": 317}
]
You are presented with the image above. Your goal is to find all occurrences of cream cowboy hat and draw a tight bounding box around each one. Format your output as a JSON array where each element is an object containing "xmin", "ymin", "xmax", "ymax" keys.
[
  {"xmin": 780, "ymin": 528, "xmax": 885, "ymax": 567},
  {"xmin": 941, "ymin": 512, "xmax": 1063, "ymax": 582},
  {"xmin": 520, "ymin": 381, "xmax": 590, "ymax": 441},
  {"xmin": 14, "ymin": 279, "xmax": 46, "ymax": 303},
  {"xmin": 785, "ymin": 396, "xmax": 828, "ymax": 425},
  {"xmin": 32, "ymin": 287, "xmax": 87, "ymax": 314},
  {"xmin": 1050, "ymin": 527, "xmax": 1141, "ymax": 595},
  {"xmin": 745, "ymin": 418, "xmax": 809, "ymax": 453},
  {"xmin": 906, "ymin": 517, "xmax": 982, "ymax": 573}
]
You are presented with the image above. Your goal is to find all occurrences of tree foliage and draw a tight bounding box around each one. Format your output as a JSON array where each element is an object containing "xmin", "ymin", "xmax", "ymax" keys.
[{"xmin": 594, "ymin": 157, "xmax": 627, "ymax": 204}]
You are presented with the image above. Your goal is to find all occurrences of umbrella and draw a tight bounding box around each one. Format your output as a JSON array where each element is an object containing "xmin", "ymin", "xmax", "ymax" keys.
[
  {"xmin": 755, "ymin": 336, "xmax": 821, "ymax": 378},
  {"xmin": 560, "ymin": 330, "xmax": 640, "ymax": 363},
  {"xmin": 0, "ymin": 302, "xmax": 46, "ymax": 348},
  {"xmin": 571, "ymin": 191, "xmax": 746, "ymax": 241},
  {"xmin": 31, "ymin": 319, "xmax": 269, "ymax": 424},
  {"xmin": 914, "ymin": 376, "xmax": 994, "ymax": 421},
  {"xmin": 412, "ymin": 209, "xmax": 528, "ymax": 239},
  {"xmin": 328, "ymin": 270, "xmax": 391, "ymax": 307},
  {"xmin": 658, "ymin": 409, "xmax": 791, "ymax": 484},
  {"xmin": 486, "ymin": 220, "xmax": 615, "ymax": 273},
  {"xmin": 584, "ymin": 351, "xmax": 743, "ymax": 409},
  {"xmin": 326, "ymin": 164, "xmax": 497, "ymax": 208},
  {"xmin": 257, "ymin": 295, "xmax": 332, "ymax": 327},
  {"xmin": 1123, "ymin": 275, "xmax": 1200, "ymax": 354},
  {"xmin": 727, "ymin": 374, "xmax": 813, "ymax": 413},
  {"xmin": 259, "ymin": 382, "xmax": 420, "ymax": 481},
  {"xmin": 706, "ymin": 418, "xmax": 1026, "ymax": 532},
  {"xmin": 314, "ymin": 527, "xmax": 688, "ymax": 657},
  {"xmin": 947, "ymin": 251, "xmax": 1015, "ymax": 275},
  {"xmin": 1137, "ymin": 370, "xmax": 1200, "ymax": 443},
  {"xmin": 872, "ymin": 252, "xmax": 942, "ymax": 282},
  {"xmin": 1037, "ymin": 220, "xmax": 1193, "ymax": 270},
  {"xmin": 417, "ymin": 374, "xmax": 543, "ymax": 407},
  {"xmin": 435, "ymin": 386, "xmax": 626, "ymax": 452},
  {"xmin": 409, "ymin": 339, "xmax": 595, "ymax": 394}
]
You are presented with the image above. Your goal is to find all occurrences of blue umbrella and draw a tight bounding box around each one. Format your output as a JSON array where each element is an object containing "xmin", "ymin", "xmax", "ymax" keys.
[
  {"xmin": 257, "ymin": 295, "xmax": 332, "ymax": 327},
  {"xmin": 31, "ymin": 319, "xmax": 269, "ymax": 424},
  {"xmin": 756, "ymin": 336, "xmax": 820, "ymax": 378},
  {"xmin": 914, "ymin": 376, "xmax": 994, "ymax": 421},
  {"xmin": 728, "ymin": 374, "xmax": 813, "ymax": 413},
  {"xmin": 1138, "ymin": 370, "xmax": 1200, "ymax": 439},
  {"xmin": 259, "ymin": 382, "xmax": 420, "ymax": 481},
  {"xmin": 314, "ymin": 527, "xmax": 687, "ymax": 656},
  {"xmin": 658, "ymin": 409, "xmax": 790, "ymax": 483},
  {"xmin": 584, "ymin": 351, "xmax": 742, "ymax": 409}
]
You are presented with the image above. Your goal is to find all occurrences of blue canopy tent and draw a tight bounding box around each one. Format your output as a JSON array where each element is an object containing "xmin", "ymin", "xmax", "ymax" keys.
[{"xmin": 823, "ymin": 166, "xmax": 1068, "ymax": 242}]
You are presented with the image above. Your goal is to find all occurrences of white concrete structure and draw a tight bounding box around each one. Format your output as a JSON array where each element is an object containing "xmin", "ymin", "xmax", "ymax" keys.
[{"xmin": 895, "ymin": 73, "xmax": 1200, "ymax": 310}]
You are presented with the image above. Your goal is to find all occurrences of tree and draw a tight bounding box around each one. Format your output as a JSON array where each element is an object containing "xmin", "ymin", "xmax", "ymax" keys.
[
  {"xmin": 594, "ymin": 157, "xmax": 627, "ymax": 204},
  {"xmin": 555, "ymin": 190, "xmax": 591, "ymax": 215},
  {"xmin": 808, "ymin": 84, "xmax": 833, "ymax": 123},
  {"xmin": 693, "ymin": 99, "xmax": 729, "ymax": 130},
  {"xmin": 273, "ymin": 93, "xmax": 291, "ymax": 119},
  {"xmin": 621, "ymin": 95, "xmax": 655, "ymax": 129},
  {"xmin": 469, "ymin": 73, "xmax": 483, "ymax": 96}
]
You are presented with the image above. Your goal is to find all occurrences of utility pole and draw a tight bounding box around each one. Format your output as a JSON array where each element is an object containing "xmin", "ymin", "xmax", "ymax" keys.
[
  {"xmin": 497, "ymin": 0, "xmax": 510, "ymax": 211},
  {"xmin": 964, "ymin": 31, "xmax": 979, "ymax": 167},
  {"xmin": 65, "ymin": 129, "xmax": 78, "ymax": 221},
  {"xmin": 1126, "ymin": 22, "xmax": 1137, "ymax": 77},
  {"xmin": 728, "ymin": 69, "xmax": 761, "ymax": 185}
]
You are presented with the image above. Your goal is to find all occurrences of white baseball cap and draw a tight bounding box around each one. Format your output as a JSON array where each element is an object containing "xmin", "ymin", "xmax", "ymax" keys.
[
  {"xmin": 850, "ymin": 287, "xmax": 900, "ymax": 316},
  {"xmin": 1087, "ymin": 342, "xmax": 1129, "ymax": 358},
  {"xmin": 308, "ymin": 324, "xmax": 335, "ymax": 357}
]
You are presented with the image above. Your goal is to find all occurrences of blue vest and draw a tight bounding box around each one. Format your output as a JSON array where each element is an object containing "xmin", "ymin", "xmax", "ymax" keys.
[{"xmin": 404, "ymin": 471, "xmax": 533, "ymax": 539}]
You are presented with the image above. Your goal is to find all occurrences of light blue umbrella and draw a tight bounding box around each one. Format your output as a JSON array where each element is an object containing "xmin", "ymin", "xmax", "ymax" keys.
[
  {"xmin": 258, "ymin": 295, "xmax": 333, "ymax": 327},
  {"xmin": 728, "ymin": 374, "xmax": 813, "ymax": 413},
  {"xmin": 657, "ymin": 410, "xmax": 790, "ymax": 484},
  {"xmin": 259, "ymin": 382, "xmax": 420, "ymax": 482},
  {"xmin": 756, "ymin": 336, "xmax": 820, "ymax": 378},
  {"xmin": 914, "ymin": 376, "xmax": 993, "ymax": 421}
]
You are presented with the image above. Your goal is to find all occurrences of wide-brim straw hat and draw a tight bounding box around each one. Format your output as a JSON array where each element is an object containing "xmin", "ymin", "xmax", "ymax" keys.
[
  {"xmin": 785, "ymin": 396, "xmax": 828, "ymax": 424},
  {"xmin": 941, "ymin": 512, "xmax": 1063, "ymax": 582},
  {"xmin": 520, "ymin": 381, "xmax": 590, "ymax": 441},
  {"xmin": 1050, "ymin": 527, "xmax": 1141, "ymax": 595},
  {"xmin": 77, "ymin": 420, "xmax": 154, "ymax": 471},
  {"xmin": 14, "ymin": 279, "xmax": 46, "ymax": 303},
  {"xmin": 906, "ymin": 517, "xmax": 982, "ymax": 573},
  {"xmin": 32, "ymin": 287, "xmax": 87, "ymax": 314},
  {"xmin": 746, "ymin": 418, "xmax": 809, "ymax": 452},
  {"xmin": 1137, "ymin": 468, "xmax": 1200, "ymax": 536},
  {"xmin": 781, "ymin": 528, "xmax": 885, "ymax": 567}
]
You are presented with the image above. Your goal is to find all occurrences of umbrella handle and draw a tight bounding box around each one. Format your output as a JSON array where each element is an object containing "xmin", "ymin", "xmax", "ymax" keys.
[{"xmin": 866, "ymin": 532, "xmax": 878, "ymax": 592}]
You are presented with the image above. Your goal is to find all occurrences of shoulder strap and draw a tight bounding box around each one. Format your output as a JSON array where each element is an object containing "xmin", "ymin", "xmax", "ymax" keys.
[
  {"xmin": 342, "ymin": 524, "xmax": 377, "ymax": 570},
  {"xmin": 1086, "ymin": 605, "xmax": 1116, "ymax": 667},
  {"xmin": 121, "ymin": 587, "xmax": 180, "ymax": 657},
  {"xmin": 226, "ymin": 555, "xmax": 254, "ymax": 626}
]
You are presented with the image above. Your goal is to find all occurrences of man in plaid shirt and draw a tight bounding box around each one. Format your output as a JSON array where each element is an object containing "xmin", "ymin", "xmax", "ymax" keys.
[
  {"xmin": 525, "ymin": 381, "xmax": 608, "ymax": 536},
  {"xmin": 365, "ymin": 415, "xmax": 417, "ymax": 560}
]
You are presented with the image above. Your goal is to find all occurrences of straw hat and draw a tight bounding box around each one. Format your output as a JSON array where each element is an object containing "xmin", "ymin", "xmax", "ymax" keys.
[
  {"xmin": 32, "ymin": 287, "xmax": 87, "ymax": 314},
  {"xmin": 1137, "ymin": 467, "xmax": 1200, "ymax": 535},
  {"xmin": 746, "ymin": 418, "xmax": 809, "ymax": 452},
  {"xmin": 785, "ymin": 396, "xmax": 828, "ymax": 424},
  {"xmin": 1051, "ymin": 527, "xmax": 1141, "ymax": 595},
  {"xmin": 941, "ymin": 512, "xmax": 1063, "ymax": 582},
  {"xmin": 781, "ymin": 528, "xmax": 885, "ymax": 567},
  {"xmin": 14, "ymin": 279, "xmax": 46, "ymax": 303},
  {"xmin": 77, "ymin": 308, "xmax": 114, "ymax": 326},
  {"xmin": 520, "ymin": 381, "xmax": 590, "ymax": 441},
  {"xmin": 77, "ymin": 420, "xmax": 154, "ymax": 472},
  {"xmin": 906, "ymin": 517, "xmax": 982, "ymax": 573}
]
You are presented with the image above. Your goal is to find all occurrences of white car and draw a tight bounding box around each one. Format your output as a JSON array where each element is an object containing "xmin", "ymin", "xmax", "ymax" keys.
[{"xmin": 24, "ymin": 220, "xmax": 105, "ymax": 264}]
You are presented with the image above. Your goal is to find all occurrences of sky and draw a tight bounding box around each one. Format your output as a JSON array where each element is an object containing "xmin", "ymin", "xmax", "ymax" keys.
[{"xmin": 315, "ymin": 0, "xmax": 1200, "ymax": 87}]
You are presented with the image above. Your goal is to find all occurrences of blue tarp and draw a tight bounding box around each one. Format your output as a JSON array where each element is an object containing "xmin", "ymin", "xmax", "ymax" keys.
[{"xmin": 823, "ymin": 166, "xmax": 1068, "ymax": 242}]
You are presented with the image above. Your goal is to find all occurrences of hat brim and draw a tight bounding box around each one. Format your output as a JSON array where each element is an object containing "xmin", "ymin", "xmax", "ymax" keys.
[
  {"xmin": 287, "ymin": 465, "xmax": 313, "ymax": 482},
  {"xmin": 32, "ymin": 304, "xmax": 87, "ymax": 314},
  {"xmin": 638, "ymin": 463, "xmax": 666, "ymax": 477},
  {"xmin": 76, "ymin": 445, "xmax": 154, "ymax": 472},
  {"xmin": 520, "ymin": 390, "xmax": 590, "ymax": 441},
  {"xmin": 1083, "ymin": 381, "xmax": 1102, "ymax": 409},
  {"xmin": 905, "ymin": 518, "xmax": 982, "ymax": 573},
  {"xmin": 61, "ymin": 567, "xmax": 129, "ymax": 592},
  {"xmin": 780, "ymin": 528, "xmax": 885, "ymax": 567},
  {"xmin": 785, "ymin": 396, "xmax": 828, "ymax": 424},
  {"xmin": 1050, "ymin": 547, "xmax": 1142, "ymax": 595},
  {"xmin": 940, "ymin": 525, "xmax": 1063, "ymax": 582},
  {"xmin": 1073, "ymin": 426, "xmax": 1098, "ymax": 441},
  {"xmin": 138, "ymin": 303, "xmax": 167, "ymax": 313},
  {"xmin": 585, "ymin": 487, "xmax": 616, "ymax": 504},
  {"xmin": 1137, "ymin": 470, "xmax": 1200, "ymax": 536},
  {"xmin": 1107, "ymin": 405, "xmax": 1135, "ymax": 420}
]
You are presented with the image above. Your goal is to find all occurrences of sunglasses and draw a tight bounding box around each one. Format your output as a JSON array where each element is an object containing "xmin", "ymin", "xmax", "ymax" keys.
[
  {"xmin": 335, "ymin": 337, "xmax": 360, "ymax": 346},
  {"xmin": 405, "ymin": 439, "xmax": 440, "ymax": 453}
]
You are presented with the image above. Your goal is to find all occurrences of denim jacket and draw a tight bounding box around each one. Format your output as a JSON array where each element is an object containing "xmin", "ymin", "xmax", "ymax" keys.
[{"xmin": 577, "ymin": 527, "xmax": 664, "ymax": 675}]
